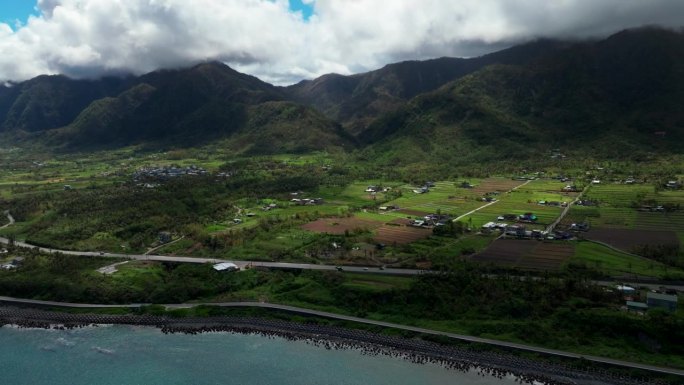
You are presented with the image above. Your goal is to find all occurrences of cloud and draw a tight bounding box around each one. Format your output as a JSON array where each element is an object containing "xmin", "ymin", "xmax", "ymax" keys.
[{"xmin": 0, "ymin": 0, "xmax": 682, "ymax": 85}]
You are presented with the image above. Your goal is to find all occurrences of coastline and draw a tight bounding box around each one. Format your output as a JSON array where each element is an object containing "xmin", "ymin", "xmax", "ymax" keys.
[{"xmin": 0, "ymin": 306, "xmax": 665, "ymax": 385}]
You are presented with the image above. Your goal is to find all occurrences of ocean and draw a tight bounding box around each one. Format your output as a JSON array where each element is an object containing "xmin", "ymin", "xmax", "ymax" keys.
[{"xmin": 0, "ymin": 325, "xmax": 521, "ymax": 385}]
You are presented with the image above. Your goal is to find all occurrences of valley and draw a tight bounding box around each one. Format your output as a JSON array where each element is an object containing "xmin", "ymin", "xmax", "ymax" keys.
[{"xmin": 0, "ymin": 27, "xmax": 683, "ymax": 383}]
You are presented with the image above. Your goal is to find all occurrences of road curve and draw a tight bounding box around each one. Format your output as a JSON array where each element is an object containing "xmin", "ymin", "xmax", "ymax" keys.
[
  {"xmin": 0, "ymin": 295, "xmax": 681, "ymax": 377},
  {"xmin": 0, "ymin": 211, "xmax": 14, "ymax": 230}
]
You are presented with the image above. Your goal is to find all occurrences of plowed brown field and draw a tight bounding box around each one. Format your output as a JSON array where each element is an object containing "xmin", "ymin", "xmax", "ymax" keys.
[{"xmin": 472, "ymin": 239, "xmax": 575, "ymax": 271}]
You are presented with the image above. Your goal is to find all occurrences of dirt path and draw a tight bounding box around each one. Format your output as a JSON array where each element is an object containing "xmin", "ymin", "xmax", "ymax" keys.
[
  {"xmin": 145, "ymin": 235, "xmax": 186, "ymax": 255},
  {"xmin": 453, "ymin": 179, "xmax": 533, "ymax": 222},
  {"xmin": 0, "ymin": 211, "xmax": 14, "ymax": 230}
]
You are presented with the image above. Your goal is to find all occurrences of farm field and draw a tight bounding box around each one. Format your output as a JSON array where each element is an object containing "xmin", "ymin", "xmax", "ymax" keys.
[
  {"xmin": 468, "ymin": 178, "xmax": 524, "ymax": 196},
  {"xmin": 636, "ymin": 212, "xmax": 684, "ymax": 245},
  {"xmin": 571, "ymin": 184, "xmax": 684, "ymax": 255},
  {"xmin": 472, "ymin": 239, "xmax": 575, "ymax": 271},
  {"xmin": 585, "ymin": 228, "xmax": 680, "ymax": 253},
  {"xmin": 457, "ymin": 179, "xmax": 570, "ymax": 230},
  {"xmin": 373, "ymin": 224, "xmax": 432, "ymax": 245},
  {"xmin": 301, "ymin": 217, "xmax": 383, "ymax": 235},
  {"xmin": 583, "ymin": 184, "xmax": 654, "ymax": 208},
  {"xmin": 383, "ymin": 181, "xmax": 483, "ymax": 217},
  {"xmin": 570, "ymin": 241, "xmax": 684, "ymax": 279}
]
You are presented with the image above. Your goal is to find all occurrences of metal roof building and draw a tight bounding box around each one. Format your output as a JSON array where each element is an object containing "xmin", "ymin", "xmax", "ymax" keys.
[
  {"xmin": 646, "ymin": 292, "xmax": 678, "ymax": 312},
  {"xmin": 213, "ymin": 262, "xmax": 239, "ymax": 272}
]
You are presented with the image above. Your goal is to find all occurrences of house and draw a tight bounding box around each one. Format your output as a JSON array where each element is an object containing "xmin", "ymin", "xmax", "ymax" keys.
[
  {"xmin": 262, "ymin": 203, "xmax": 278, "ymax": 211},
  {"xmin": 647, "ymin": 292, "xmax": 678, "ymax": 312},
  {"xmin": 409, "ymin": 219, "xmax": 429, "ymax": 228},
  {"xmin": 413, "ymin": 187, "xmax": 429, "ymax": 194},
  {"xmin": 552, "ymin": 231, "xmax": 573, "ymax": 240},
  {"xmin": 518, "ymin": 213, "xmax": 537, "ymax": 223},
  {"xmin": 1, "ymin": 257, "xmax": 23, "ymax": 270},
  {"xmin": 626, "ymin": 301, "xmax": 649, "ymax": 313},
  {"xmin": 569, "ymin": 222, "xmax": 590, "ymax": 231},
  {"xmin": 562, "ymin": 185, "xmax": 579, "ymax": 192},
  {"xmin": 425, "ymin": 181, "xmax": 436, "ymax": 188},
  {"xmin": 591, "ymin": 179, "xmax": 601, "ymax": 184},
  {"xmin": 616, "ymin": 285, "xmax": 636, "ymax": 294},
  {"xmin": 379, "ymin": 205, "xmax": 399, "ymax": 211},
  {"xmin": 505, "ymin": 225, "xmax": 526, "ymax": 237},
  {"xmin": 158, "ymin": 232, "xmax": 172, "ymax": 244},
  {"xmin": 233, "ymin": 218, "xmax": 242, "ymax": 224},
  {"xmin": 482, "ymin": 222, "xmax": 498, "ymax": 230},
  {"xmin": 459, "ymin": 181, "xmax": 474, "ymax": 189},
  {"xmin": 531, "ymin": 229, "xmax": 544, "ymax": 239},
  {"xmin": 481, "ymin": 222, "xmax": 497, "ymax": 233},
  {"xmin": 365, "ymin": 185, "xmax": 380, "ymax": 193},
  {"xmin": 213, "ymin": 262, "xmax": 239, "ymax": 272},
  {"xmin": 63, "ymin": 185, "xmax": 73, "ymax": 190},
  {"xmin": 665, "ymin": 181, "xmax": 680, "ymax": 189},
  {"xmin": 424, "ymin": 214, "xmax": 452, "ymax": 225}
]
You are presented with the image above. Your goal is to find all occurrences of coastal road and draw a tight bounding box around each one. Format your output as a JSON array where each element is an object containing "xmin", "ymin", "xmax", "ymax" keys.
[{"xmin": 0, "ymin": 295, "xmax": 682, "ymax": 377}]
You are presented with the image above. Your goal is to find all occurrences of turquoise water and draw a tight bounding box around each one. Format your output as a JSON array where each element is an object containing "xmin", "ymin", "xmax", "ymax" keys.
[{"xmin": 0, "ymin": 325, "xmax": 520, "ymax": 385}]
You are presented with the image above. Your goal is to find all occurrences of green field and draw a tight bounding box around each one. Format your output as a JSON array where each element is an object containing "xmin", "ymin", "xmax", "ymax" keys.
[{"xmin": 569, "ymin": 241, "xmax": 684, "ymax": 279}]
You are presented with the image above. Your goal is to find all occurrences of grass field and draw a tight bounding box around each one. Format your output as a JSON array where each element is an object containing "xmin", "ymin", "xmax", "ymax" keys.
[
  {"xmin": 567, "ymin": 184, "xmax": 684, "ymax": 257},
  {"xmin": 569, "ymin": 241, "xmax": 684, "ymax": 279}
]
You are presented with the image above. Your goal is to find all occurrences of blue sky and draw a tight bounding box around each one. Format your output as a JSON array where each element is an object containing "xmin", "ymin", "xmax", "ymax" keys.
[
  {"xmin": 288, "ymin": 0, "xmax": 314, "ymax": 20},
  {"xmin": 0, "ymin": 1, "xmax": 313, "ymax": 27},
  {"xmin": 0, "ymin": 0, "xmax": 680, "ymax": 85},
  {"xmin": 0, "ymin": 0, "xmax": 36, "ymax": 27}
]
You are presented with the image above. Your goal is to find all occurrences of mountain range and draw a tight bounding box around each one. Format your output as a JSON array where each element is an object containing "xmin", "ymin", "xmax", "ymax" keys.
[{"xmin": 1, "ymin": 27, "xmax": 682, "ymax": 160}]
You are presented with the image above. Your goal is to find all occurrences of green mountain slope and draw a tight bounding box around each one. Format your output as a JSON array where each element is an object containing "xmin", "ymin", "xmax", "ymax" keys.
[
  {"xmin": 0, "ymin": 75, "xmax": 126, "ymax": 133},
  {"xmin": 1, "ymin": 27, "xmax": 682, "ymax": 159},
  {"xmin": 359, "ymin": 27, "xmax": 684, "ymax": 165},
  {"xmin": 40, "ymin": 62, "xmax": 354, "ymax": 152},
  {"xmin": 285, "ymin": 40, "xmax": 562, "ymax": 135}
]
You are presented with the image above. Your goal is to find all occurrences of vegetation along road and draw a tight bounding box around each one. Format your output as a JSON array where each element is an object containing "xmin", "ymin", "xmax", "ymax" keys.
[
  {"xmin": 2, "ymin": 212, "xmax": 683, "ymax": 292},
  {"xmin": 0, "ymin": 295, "xmax": 682, "ymax": 378}
]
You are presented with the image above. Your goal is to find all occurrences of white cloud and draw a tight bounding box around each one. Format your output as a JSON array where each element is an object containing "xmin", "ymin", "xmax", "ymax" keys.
[{"xmin": 0, "ymin": 0, "xmax": 682, "ymax": 85}]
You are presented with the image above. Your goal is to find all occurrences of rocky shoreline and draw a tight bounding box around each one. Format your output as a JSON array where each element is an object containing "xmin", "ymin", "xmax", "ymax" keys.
[{"xmin": 0, "ymin": 307, "xmax": 668, "ymax": 385}]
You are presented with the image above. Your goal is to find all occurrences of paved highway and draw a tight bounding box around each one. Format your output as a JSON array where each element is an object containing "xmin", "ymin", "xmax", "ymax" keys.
[
  {"xmin": 3, "ymin": 212, "xmax": 684, "ymax": 290},
  {"xmin": 0, "ymin": 295, "xmax": 681, "ymax": 377},
  {"xmin": 0, "ymin": 233, "xmax": 421, "ymax": 277}
]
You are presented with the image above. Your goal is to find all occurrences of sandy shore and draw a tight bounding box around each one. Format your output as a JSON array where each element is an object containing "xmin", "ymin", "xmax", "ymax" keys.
[{"xmin": 0, "ymin": 306, "xmax": 669, "ymax": 385}]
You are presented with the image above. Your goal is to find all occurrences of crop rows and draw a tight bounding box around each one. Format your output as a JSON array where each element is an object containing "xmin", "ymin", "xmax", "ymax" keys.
[
  {"xmin": 472, "ymin": 240, "xmax": 574, "ymax": 271},
  {"xmin": 374, "ymin": 225, "xmax": 432, "ymax": 245}
]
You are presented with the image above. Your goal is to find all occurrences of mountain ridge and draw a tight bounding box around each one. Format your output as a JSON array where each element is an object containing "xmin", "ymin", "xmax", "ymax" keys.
[{"xmin": 0, "ymin": 27, "xmax": 682, "ymax": 159}]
